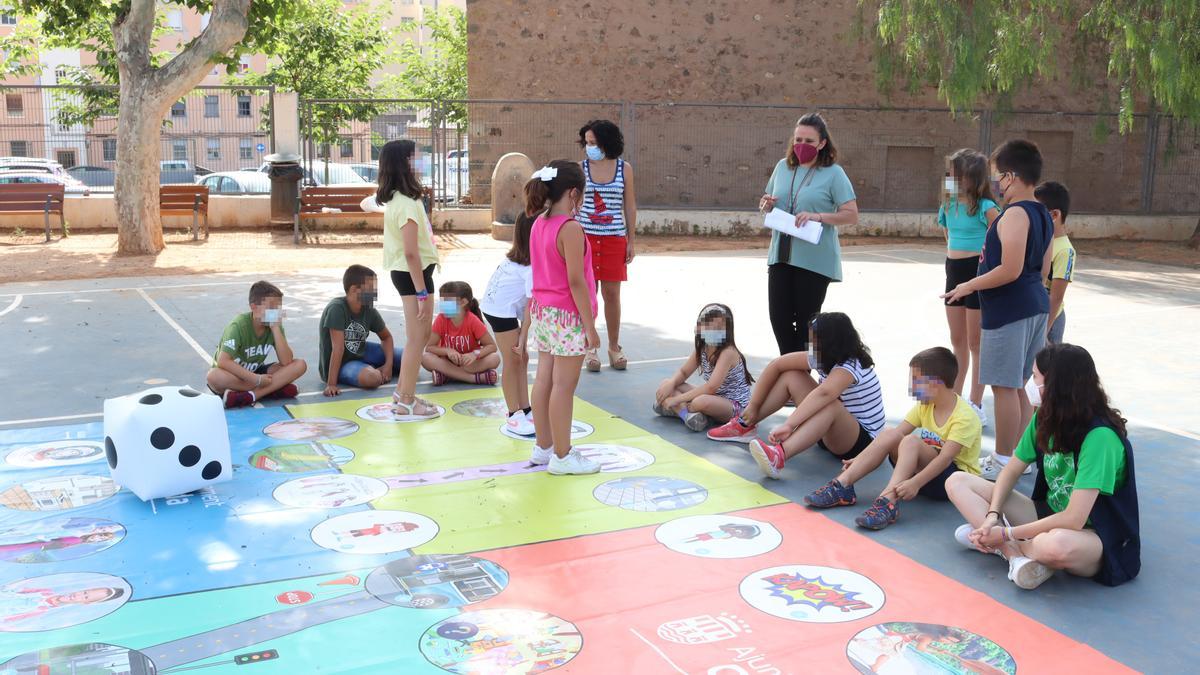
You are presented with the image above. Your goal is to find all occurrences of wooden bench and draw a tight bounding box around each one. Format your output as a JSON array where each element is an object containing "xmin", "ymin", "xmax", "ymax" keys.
[
  {"xmin": 160, "ymin": 185, "xmax": 210, "ymax": 241},
  {"xmin": 0, "ymin": 183, "xmax": 67, "ymax": 242},
  {"xmin": 293, "ymin": 185, "xmax": 380, "ymax": 243}
]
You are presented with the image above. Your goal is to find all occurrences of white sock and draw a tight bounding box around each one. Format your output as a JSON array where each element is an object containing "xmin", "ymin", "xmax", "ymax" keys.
[{"xmin": 992, "ymin": 453, "xmax": 1011, "ymax": 466}]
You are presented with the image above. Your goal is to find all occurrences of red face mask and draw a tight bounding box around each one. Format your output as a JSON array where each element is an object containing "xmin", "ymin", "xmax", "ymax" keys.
[{"xmin": 793, "ymin": 142, "xmax": 819, "ymax": 164}]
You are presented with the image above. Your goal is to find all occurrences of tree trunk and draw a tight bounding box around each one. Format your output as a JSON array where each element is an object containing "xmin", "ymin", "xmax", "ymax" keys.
[{"xmin": 114, "ymin": 76, "xmax": 168, "ymax": 254}]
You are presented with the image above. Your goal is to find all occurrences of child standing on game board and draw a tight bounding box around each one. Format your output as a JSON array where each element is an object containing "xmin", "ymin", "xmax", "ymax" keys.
[
  {"xmin": 654, "ymin": 303, "xmax": 754, "ymax": 432},
  {"xmin": 481, "ymin": 212, "xmax": 536, "ymax": 435},
  {"xmin": 319, "ymin": 265, "xmax": 404, "ymax": 397},
  {"xmin": 422, "ymin": 281, "xmax": 501, "ymax": 385},
  {"xmin": 206, "ymin": 281, "xmax": 308, "ymax": 409},
  {"xmin": 526, "ymin": 161, "xmax": 601, "ymax": 475},
  {"xmin": 804, "ymin": 347, "xmax": 982, "ymax": 530}
]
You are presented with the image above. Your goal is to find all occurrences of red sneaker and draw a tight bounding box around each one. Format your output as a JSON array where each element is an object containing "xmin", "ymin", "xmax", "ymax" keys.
[
  {"xmin": 223, "ymin": 390, "xmax": 255, "ymax": 409},
  {"xmin": 748, "ymin": 439, "xmax": 786, "ymax": 480},
  {"xmin": 707, "ymin": 417, "xmax": 758, "ymax": 443},
  {"xmin": 266, "ymin": 384, "xmax": 298, "ymax": 400}
]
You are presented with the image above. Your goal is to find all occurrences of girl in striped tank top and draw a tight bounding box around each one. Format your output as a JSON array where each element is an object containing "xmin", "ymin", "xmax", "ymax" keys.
[
  {"xmin": 577, "ymin": 120, "xmax": 638, "ymax": 373},
  {"xmin": 654, "ymin": 304, "xmax": 755, "ymax": 433}
]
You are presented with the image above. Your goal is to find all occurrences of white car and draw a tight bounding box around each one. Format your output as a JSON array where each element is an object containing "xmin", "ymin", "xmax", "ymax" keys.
[
  {"xmin": 0, "ymin": 156, "xmax": 69, "ymax": 178},
  {"xmin": 258, "ymin": 160, "xmax": 366, "ymax": 187},
  {"xmin": 197, "ymin": 171, "xmax": 271, "ymax": 194},
  {"xmin": 0, "ymin": 171, "xmax": 91, "ymax": 195}
]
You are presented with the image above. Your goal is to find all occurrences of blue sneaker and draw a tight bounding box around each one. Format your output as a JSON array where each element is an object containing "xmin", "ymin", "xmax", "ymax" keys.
[
  {"xmin": 804, "ymin": 479, "xmax": 857, "ymax": 508},
  {"xmin": 855, "ymin": 496, "xmax": 899, "ymax": 530}
]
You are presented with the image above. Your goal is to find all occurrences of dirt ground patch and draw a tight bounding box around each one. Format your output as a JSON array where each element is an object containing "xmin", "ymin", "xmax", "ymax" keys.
[{"xmin": 0, "ymin": 229, "xmax": 1195, "ymax": 283}]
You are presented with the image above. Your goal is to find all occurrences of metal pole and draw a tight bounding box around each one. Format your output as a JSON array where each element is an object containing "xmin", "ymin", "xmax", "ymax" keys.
[{"xmin": 1140, "ymin": 111, "xmax": 1159, "ymax": 213}]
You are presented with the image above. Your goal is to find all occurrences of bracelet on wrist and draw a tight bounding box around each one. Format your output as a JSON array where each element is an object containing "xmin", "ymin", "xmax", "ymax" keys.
[
  {"xmin": 415, "ymin": 290, "xmax": 428, "ymax": 299},
  {"xmin": 986, "ymin": 510, "xmax": 1001, "ymax": 519}
]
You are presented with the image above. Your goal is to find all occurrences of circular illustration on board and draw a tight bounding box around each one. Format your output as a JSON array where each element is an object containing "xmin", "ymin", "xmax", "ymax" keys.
[
  {"xmin": 4, "ymin": 440, "xmax": 106, "ymax": 468},
  {"xmin": 655, "ymin": 514, "xmax": 782, "ymax": 559},
  {"xmin": 739, "ymin": 564, "xmax": 884, "ymax": 624},
  {"xmin": 273, "ymin": 473, "xmax": 389, "ymax": 509},
  {"xmin": 574, "ymin": 444, "xmax": 655, "ymax": 473},
  {"xmin": 0, "ymin": 516, "xmax": 126, "ymax": 564},
  {"xmin": 0, "ymin": 474, "xmax": 120, "ymax": 512},
  {"xmin": 263, "ymin": 417, "xmax": 359, "ymax": 442},
  {"xmin": 310, "ymin": 510, "xmax": 438, "ymax": 555},
  {"xmin": 420, "ymin": 609, "xmax": 583, "ymax": 674},
  {"xmin": 358, "ymin": 402, "xmax": 447, "ymax": 424},
  {"xmin": 593, "ymin": 476, "xmax": 708, "ymax": 512},
  {"xmin": 500, "ymin": 420, "xmax": 593, "ymax": 441},
  {"xmin": 366, "ymin": 553, "xmax": 509, "ymax": 609},
  {"xmin": 0, "ymin": 572, "xmax": 131, "ymax": 632},
  {"xmin": 1, "ymin": 642, "xmax": 156, "ymax": 673},
  {"xmin": 249, "ymin": 443, "xmax": 355, "ymax": 473},
  {"xmin": 452, "ymin": 397, "xmax": 509, "ymax": 419},
  {"xmin": 847, "ymin": 622, "xmax": 1017, "ymax": 675}
]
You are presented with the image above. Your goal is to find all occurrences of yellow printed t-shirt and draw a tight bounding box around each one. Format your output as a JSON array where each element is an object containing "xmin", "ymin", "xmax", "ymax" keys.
[
  {"xmin": 1044, "ymin": 235, "xmax": 1077, "ymax": 318},
  {"xmin": 383, "ymin": 192, "xmax": 439, "ymax": 273},
  {"xmin": 902, "ymin": 396, "xmax": 983, "ymax": 475}
]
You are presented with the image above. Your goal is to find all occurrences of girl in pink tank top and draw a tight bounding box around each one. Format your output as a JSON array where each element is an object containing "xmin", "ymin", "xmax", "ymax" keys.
[{"xmin": 524, "ymin": 161, "xmax": 602, "ymax": 475}]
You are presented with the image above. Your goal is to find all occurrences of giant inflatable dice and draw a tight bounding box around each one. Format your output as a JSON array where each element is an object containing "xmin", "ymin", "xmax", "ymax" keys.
[{"xmin": 102, "ymin": 386, "xmax": 231, "ymax": 501}]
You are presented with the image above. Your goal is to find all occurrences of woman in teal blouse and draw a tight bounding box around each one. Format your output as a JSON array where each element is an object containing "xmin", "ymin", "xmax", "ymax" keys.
[{"xmin": 760, "ymin": 113, "xmax": 859, "ymax": 354}]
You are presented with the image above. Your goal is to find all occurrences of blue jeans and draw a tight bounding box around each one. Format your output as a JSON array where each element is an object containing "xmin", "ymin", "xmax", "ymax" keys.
[{"xmin": 338, "ymin": 342, "xmax": 403, "ymax": 386}]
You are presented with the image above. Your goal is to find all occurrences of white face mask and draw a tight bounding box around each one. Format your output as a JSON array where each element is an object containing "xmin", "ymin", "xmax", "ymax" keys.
[{"xmin": 1024, "ymin": 377, "xmax": 1043, "ymax": 407}]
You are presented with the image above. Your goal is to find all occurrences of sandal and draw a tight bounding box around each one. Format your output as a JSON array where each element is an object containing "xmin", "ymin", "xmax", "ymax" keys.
[
  {"xmin": 608, "ymin": 346, "xmax": 628, "ymax": 371},
  {"xmin": 584, "ymin": 348, "xmax": 602, "ymax": 373},
  {"xmin": 391, "ymin": 391, "xmax": 442, "ymax": 419}
]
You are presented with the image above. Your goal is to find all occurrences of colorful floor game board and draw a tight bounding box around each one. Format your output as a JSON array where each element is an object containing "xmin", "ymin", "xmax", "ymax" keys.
[{"xmin": 0, "ymin": 389, "xmax": 1133, "ymax": 673}]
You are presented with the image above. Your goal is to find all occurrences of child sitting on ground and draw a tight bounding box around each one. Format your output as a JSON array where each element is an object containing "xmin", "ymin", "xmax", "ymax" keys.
[
  {"xmin": 654, "ymin": 303, "xmax": 754, "ymax": 431},
  {"xmin": 804, "ymin": 347, "xmax": 983, "ymax": 530},
  {"xmin": 1034, "ymin": 181, "xmax": 1076, "ymax": 344},
  {"xmin": 422, "ymin": 281, "xmax": 501, "ymax": 385},
  {"xmin": 480, "ymin": 212, "xmax": 536, "ymax": 435},
  {"xmin": 206, "ymin": 281, "xmax": 307, "ymax": 409},
  {"xmin": 319, "ymin": 264, "xmax": 404, "ymax": 397}
]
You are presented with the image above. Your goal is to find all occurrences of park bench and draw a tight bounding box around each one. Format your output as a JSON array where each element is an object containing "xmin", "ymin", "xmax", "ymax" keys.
[
  {"xmin": 0, "ymin": 183, "xmax": 66, "ymax": 242},
  {"xmin": 160, "ymin": 185, "xmax": 210, "ymax": 241},
  {"xmin": 293, "ymin": 185, "xmax": 380, "ymax": 243}
]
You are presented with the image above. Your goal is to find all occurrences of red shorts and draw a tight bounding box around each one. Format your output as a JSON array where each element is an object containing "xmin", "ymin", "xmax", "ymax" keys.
[{"xmin": 587, "ymin": 234, "xmax": 628, "ymax": 282}]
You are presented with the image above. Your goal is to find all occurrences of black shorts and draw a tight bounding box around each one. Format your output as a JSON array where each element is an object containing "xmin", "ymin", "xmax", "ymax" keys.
[
  {"xmin": 391, "ymin": 265, "xmax": 436, "ymax": 297},
  {"xmin": 945, "ymin": 256, "xmax": 981, "ymax": 310},
  {"xmin": 887, "ymin": 455, "xmax": 960, "ymax": 500},
  {"xmin": 483, "ymin": 312, "xmax": 520, "ymax": 333},
  {"xmin": 817, "ymin": 423, "xmax": 873, "ymax": 459}
]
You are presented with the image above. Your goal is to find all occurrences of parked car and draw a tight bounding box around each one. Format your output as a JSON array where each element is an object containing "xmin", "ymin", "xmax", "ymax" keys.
[
  {"xmin": 0, "ymin": 157, "xmax": 69, "ymax": 178},
  {"xmin": 257, "ymin": 160, "xmax": 367, "ymax": 186},
  {"xmin": 67, "ymin": 165, "xmax": 116, "ymax": 187},
  {"xmin": 349, "ymin": 163, "xmax": 378, "ymax": 182},
  {"xmin": 197, "ymin": 171, "xmax": 271, "ymax": 194},
  {"xmin": 0, "ymin": 171, "xmax": 90, "ymax": 196},
  {"xmin": 160, "ymin": 160, "xmax": 198, "ymax": 184}
]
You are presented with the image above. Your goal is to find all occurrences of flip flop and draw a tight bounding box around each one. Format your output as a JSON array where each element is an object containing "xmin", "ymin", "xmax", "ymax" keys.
[
  {"xmin": 608, "ymin": 347, "xmax": 628, "ymax": 371},
  {"xmin": 585, "ymin": 348, "xmax": 602, "ymax": 372}
]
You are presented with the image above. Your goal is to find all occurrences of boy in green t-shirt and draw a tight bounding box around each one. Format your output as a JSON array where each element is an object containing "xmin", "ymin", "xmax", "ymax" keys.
[
  {"xmin": 206, "ymin": 281, "xmax": 307, "ymax": 409},
  {"xmin": 319, "ymin": 265, "xmax": 403, "ymax": 397},
  {"xmin": 1034, "ymin": 181, "xmax": 1075, "ymax": 344},
  {"xmin": 803, "ymin": 347, "xmax": 982, "ymax": 531}
]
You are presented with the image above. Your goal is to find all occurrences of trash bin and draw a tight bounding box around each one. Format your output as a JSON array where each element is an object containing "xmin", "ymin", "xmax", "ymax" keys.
[{"xmin": 265, "ymin": 152, "xmax": 304, "ymax": 224}]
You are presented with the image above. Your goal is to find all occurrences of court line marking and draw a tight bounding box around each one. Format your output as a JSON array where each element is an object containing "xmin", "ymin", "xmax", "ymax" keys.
[
  {"xmin": 0, "ymin": 280, "xmax": 253, "ymax": 298},
  {"xmin": 629, "ymin": 628, "xmax": 688, "ymax": 675},
  {"xmin": 0, "ymin": 412, "xmax": 104, "ymax": 426},
  {"xmin": 855, "ymin": 250, "xmax": 927, "ymax": 264},
  {"xmin": 0, "ymin": 294, "xmax": 21, "ymax": 317},
  {"xmin": 1071, "ymin": 302, "xmax": 1200, "ymax": 321},
  {"xmin": 136, "ymin": 288, "xmax": 212, "ymax": 364}
]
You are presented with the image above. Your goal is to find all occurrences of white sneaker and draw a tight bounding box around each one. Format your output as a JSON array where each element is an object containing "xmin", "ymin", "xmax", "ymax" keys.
[
  {"xmin": 979, "ymin": 454, "xmax": 1032, "ymax": 481},
  {"xmin": 1008, "ymin": 555, "xmax": 1054, "ymax": 590},
  {"xmin": 954, "ymin": 523, "xmax": 1003, "ymax": 557},
  {"xmin": 507, "ymin": 410, "xmax": 536, "ymax": 437},
  {"xmin": 683, "ymin": 411, "xmax": 711, "ymax": 432},
  {"xmin": 530, "ymin": 444, "xmax": 552, "ymax": 466},
  {"xmin": 969, "ymin": 401, "xmax": 989, "ymax": 428},
  {"xmin": 547, "ymin": 447, "xmax": 600, "ymax": 475}
]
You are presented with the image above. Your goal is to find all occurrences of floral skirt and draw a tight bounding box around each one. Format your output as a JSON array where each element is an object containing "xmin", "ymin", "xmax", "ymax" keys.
[{"xmin": 530, "ymin": 299, "xmax": 587, "ymax": 357}]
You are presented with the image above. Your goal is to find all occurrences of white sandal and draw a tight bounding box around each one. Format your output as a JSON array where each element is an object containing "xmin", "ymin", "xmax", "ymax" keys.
[
  {"xmin": 392, "ymin": 391, "xmax": 442, "ymax": 419},
  {"xmin": 584, "ymin": 348, "xmax": 602, "ymax": 373}
]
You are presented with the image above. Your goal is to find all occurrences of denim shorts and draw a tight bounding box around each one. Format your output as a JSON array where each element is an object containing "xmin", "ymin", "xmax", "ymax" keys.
[
  {"xmin": 338, "ymin": 342, "xmax": 404, "ymax": 386},
  {"xmin": 979, "ymin": 313, "xmax": 1047, "ymax": 388},
  {"xmin": 1047, "ymin": 311, "xmax": 1066, "ymax": 345}
]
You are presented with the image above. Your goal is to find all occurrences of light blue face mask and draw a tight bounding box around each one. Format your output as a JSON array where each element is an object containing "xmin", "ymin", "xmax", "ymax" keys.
[
  {"xmin": 261, "ymin": 308, "xmax": 282, "ymax": 325},
  {"xmin": 699, "ymin": 329, "xmax": 726, "ymax": 346},
  {"xmin": 438, "ymin": 300, "xmax": 459, "ymax": 317},
  {"xmin": 585, "ymin": 145, "xmax": 605, "ymax": 162}
]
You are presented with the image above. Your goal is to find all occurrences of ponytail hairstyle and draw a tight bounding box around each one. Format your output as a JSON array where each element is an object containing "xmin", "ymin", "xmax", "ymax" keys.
[
  {"xmin": 694, "ymin": 303, "xmax": 754, "ymax": 386},
  {"xmin": 376, "ymin": 139, "xmax": 424, "ymax": 206},
  {"xmin": 1034, "ymin": 343, "xmax": 1127, "ymax": 455},
  {"xmin": 507, "ymin": 211, "xmax": 534, "ymax": 266},
  {"xmin": 946, "ymin": 148, "xmax": 996, "ymax": 216},
  {"xmin": 524, "ymin": 160, "xmax": 586, "ymax": 217},
  {"xmin": 439, "ymin": 280, "xmax": 482, "ymax": 320},
  {"xmin": 809, "ymin": 312, "xmax": 873, "ymax": 373}
]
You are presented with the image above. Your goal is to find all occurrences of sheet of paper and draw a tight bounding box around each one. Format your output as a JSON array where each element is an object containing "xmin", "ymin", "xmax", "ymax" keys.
[{"xmin": 763, "ymin": 208, "xmax": 823, "ymax": 245}]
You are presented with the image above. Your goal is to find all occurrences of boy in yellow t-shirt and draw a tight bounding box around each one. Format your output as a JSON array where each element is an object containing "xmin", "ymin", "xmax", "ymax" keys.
[
  {"xmin": 1034, "ymin": 181, "xmax": 1075, "ymax": 344},
  {"xmin": 804, "ymin": 347, "xmax": 982, "ymax": 531}
]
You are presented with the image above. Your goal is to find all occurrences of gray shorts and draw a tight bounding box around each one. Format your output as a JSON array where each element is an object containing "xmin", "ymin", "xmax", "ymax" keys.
[
  {"xmin": 980, "ymin": 313, "xmax": 1048, "ymax": 388},
  {"xmin": 1047, "ymin": 311, "xmax": 1066, "ymax": 344}
]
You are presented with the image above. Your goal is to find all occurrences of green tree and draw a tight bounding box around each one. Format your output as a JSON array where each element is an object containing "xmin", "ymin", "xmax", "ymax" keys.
[
  {"xmin": 859, "ymin": 0, "xmax": 1200, "ymax": 246},
  {"xmin": 388, "ymin": 7, "xmax": 467, "ymax": 129}
]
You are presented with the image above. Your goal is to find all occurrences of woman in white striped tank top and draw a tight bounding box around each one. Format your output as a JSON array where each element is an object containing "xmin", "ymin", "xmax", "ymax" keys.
[{"xmin": 577, "ymin": 120, "xmax": 638, "ymax": 373}]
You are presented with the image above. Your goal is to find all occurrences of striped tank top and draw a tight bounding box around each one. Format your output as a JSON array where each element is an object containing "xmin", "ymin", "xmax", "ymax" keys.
[
  {"xmin": 699, "ymin": 348, "xmax": 752, "ymax": 407},
  {"xmin": 813, "ymin": 357, "xmax": 886, "ymax": 438},
  {"xmin": 578, "ymin": 159, "xmax": 627, "ymax": 236}
]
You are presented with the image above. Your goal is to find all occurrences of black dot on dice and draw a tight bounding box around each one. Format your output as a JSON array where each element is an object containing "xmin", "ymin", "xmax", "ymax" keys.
[
  {"xmin": 105, "ymin": 436, "xmax": 118, "ymax": 469},
  {"xmin": 178, "ymin": 388, "xmax": 200, "ymax": 398},
  {"xmin": 139, "ymin": 394, "xmax": 162, "ymax": 405},
  {"xmin": 178, "ymin": 445, "xmax": 201, "ymax": 467},
  {"xmin": 150, "ymin": 427, "xmax": 174, "ymax": 450},
  {"xmin": 201, "ymin": 461, "xmax": 223, "ymax": 480}
]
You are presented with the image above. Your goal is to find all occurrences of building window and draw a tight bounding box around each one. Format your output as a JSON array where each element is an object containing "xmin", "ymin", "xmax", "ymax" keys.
[
  {"xmin": 238, "ymin": 56, "xmax": 251, "ymax": 73},
  {"xmin": 204, "ymin": 95, "xmax": 219, "ymax": 118},
  {"xmin": 172, "ymin": 139, "xmax": 188, "ymax": 161},
  {"xmin": 102, "ymin": 138, "xmax": 117, "ymax": 162},
  {"xmin": 55, "ymin": 150, "xmax": 76, "ymax": 167},
  {"xmin": 385, "ymin": 123, "xmax": 398, "ymax": 138},
  {"xmin": 53, "ymin": 67, "xmax": 68, "ymax": 83},
  {"xmin": 206, "ymin": 138, "xmax": 220, "ymax": 161},
  {"xmin": 1, "ymin": 13, "xmax": 17, "ymax": 26},
  {"xmin": 5, "ymin": 93, "xmax": 22, "ymax": 117},
  {"xmin": 237, "ymin": 95, "xmax": 251, "ymax": 117},
  {"xmin": 167, "ymin": 9, "xmax": 183, "ymax": 32},
  {"xmin": 9, "ymin": 140, "xmax": 27, "ymax": 156},
  {"xmin": 239, "ymin": 138, "xmax": 253, "ymax": 160},
  {"xmin": 171, "ymin": 101, "xmax": 186, "ymax": 118},
  {"xmin": 200, "ymin": 13, "xmax": 210, "ymax": 30},
  {"xmin": 340, "ymin": 138, "xmax": 353, "ymax": 158}
]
